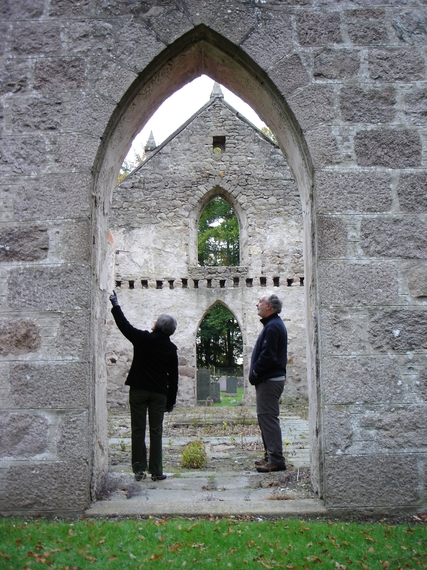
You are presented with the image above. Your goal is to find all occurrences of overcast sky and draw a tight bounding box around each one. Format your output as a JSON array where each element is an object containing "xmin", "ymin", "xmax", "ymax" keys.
[{"xmin": 127, "ymin": 74, "xmax": 266, "ymax": 160}]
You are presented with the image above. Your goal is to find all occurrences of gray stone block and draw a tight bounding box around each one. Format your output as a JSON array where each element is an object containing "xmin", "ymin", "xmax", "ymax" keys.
[
  {"xmin": 64, "ymin": 92, "xmax": 116, "ymax": 138},
  {"xmin": 320, "ymin": 309, "xmax": 370, "ymax": 356},
  {"xmin": 340, "ymin": 86, "xmax": 396, "ymax": 123},
  {"xmin": 318, "ymin": 262, "xmax": 398, "ymax": 306},
  {"xmin": 317, "ymin": 216, "xmax": 347, "ymax": 258},
  {"xmin": 56, "ymin": 311, "xmax": 91, "ymax": 361},
  {"xmin": 57, "ymin": 411, "xmax": 89, "ymax": 461},
  {"xmin": 368, "ymin": 49, "xmax": 425, "ymax": 82},
  {"xmin": 0, "ymin": 226, "xmax": 48, "ymax": 262},
  {"xmin": 361, "ymin": 217, "xmax": 427, "ymax": 259},
  {"xmin": 269, "ymin": 54, "xmax": 310, "ymax": 97},
  {"xmin": 322, "ymin": 356, "xmax": 403, "ymax": 405},
  {"xmin": 417, "ymin": 367, "xmax": 427, "ymax": 401},
  {"xmin": 345, "ymin": 9, "xmax": 389, "ymax": 45},
  {"xmin": 3, "ymin": 461, "xmax": 89, "ymax": 512},
  {"xmin": 354, "ymin": 130, "xmax": 422, "ymax": 168},
  {"xmin": 0, "ymin": 318, "xmax": 41, "ymax": 356},
  {"xmin": 34, "ymin": 57, "xmax": 86, "ymax": 92},
  {"xmin": 365, "ymin": 405, "xmax": 427, "ymax": 451},
  {"xmin": 7, "ymin": 265, "xmax": 90, "ymax": 311},
  {"xmin": 113, "ymin": 19, "xmax": 173, "ymax": 73},
  {"xmin": 297, "ymin": 12, "xmax": 342, "ymax": 45},
  {"xmin": 289, "ymin": 85, "xmax": 335, "ymax": 130},
  {"xmin": 314, "ymin": 48, "xmax": 360, "ymax": 80},
  {"xmin": 48, "ymin": 0, "xmax": 93, "ymax": 17},
  {"xmin": 315, "ymin": 171, "xmax": 392, "ymax": 213},
  {"xmin": 322, "ymin": 407, "xmax": 354, "ymax": 455},
  {"xmin": 0, "ymin": 58, "xmax": 31, "ymax": 95},
  {"xmin": 8, "ymin": 362, "xmax": 89, "ymax": 409},
  {"xmin": 51, "ymin": 221, "xmax": 91, "ymax": 263},
  {"xmin": 0, "ymin": 136, "xmax": 47, "ymax": 176},
  {"xmin": 53, "ymin": 133, "xmax": 100, "ymax": 170},
  {"xmin": 1, "ymin": 0, "xmax": 44, "ymax": 18},
  {"xmin": 13, "ymin": 173, "xmax": 91, "ymax": 220},
  {"xmin": 392, "ymin": 11, "xmax": 427, "ymax": 45},
  {"xmin": 242, "ymin": 14, "xmax": 294, "ymax": 71},
  {"xmin": 324, "ymin": 454, "xmax": 420, "ymax": 507},
  {"xmin": 0, "ymin": 412, "xmax": 48, "ymax": 458},
  {"xmin": 369, "ymin": 309, "xmax": 427, "ymax": 352},
  {"xmin": 397, "ymin": 173, "xmax": 427, "ymax": 213},
  {"xmin": 305, "ymin": 127, "xmax": 342, "ymax": 167},
  {"xmin": 11, "ymin": 22, "xmax": 62, "ymax": 55},
  {"xmin": 6, "ymin": 95, "xmax": 63, "ymax": 134},
  {"xmin": 408, "ymin": 265, "xmax": 427, "ymax": 299},
  {"xmin": 67, "ymin": 20, "xmax": 115, "ymax": 56},
  {"xmin": 190, "ymin": 1, "xmax": 259, "ymax": 46},
  {"xmin": 404, "ymin": 86, "xmax": 427, "ymax": 125}
]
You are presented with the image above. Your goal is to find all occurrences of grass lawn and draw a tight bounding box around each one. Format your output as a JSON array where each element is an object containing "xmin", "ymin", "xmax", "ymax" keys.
[
  {"xmin": 214, "ymin": 387, "xmax": 244, "ymax": 407},
  {"xmin": 1, "ymin": 516, "xmax": 426, "ymax": 569}
]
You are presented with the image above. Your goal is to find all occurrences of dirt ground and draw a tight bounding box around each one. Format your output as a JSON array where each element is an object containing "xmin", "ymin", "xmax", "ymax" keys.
[{"xmin": 108, "ymin": 403, "xmax": 315, "ymax": 501}]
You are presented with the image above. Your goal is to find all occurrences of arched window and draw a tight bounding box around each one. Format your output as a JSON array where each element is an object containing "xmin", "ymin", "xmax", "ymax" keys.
[
  {"xmin": 198, "ymin": 196, "xmax": 239, "ymax": 266},
  {"xmin": 196, "ymin": 303, "xmax": 243, "ymax": 375}
]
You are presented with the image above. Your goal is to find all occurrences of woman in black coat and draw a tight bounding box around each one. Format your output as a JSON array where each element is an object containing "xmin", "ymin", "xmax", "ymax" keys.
[{"xmin": 109, "ymin": 291, "xmax": 178, "ymax": 481}]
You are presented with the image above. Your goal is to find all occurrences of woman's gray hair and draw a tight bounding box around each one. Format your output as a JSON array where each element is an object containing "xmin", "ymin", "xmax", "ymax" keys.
[
  {"xmin": 155, "ymin": 313, "xmax": 177, "ymax": 336},
  {"xmin": 265, "ymin": 293, "xmax": 282, "ymax": 314}
]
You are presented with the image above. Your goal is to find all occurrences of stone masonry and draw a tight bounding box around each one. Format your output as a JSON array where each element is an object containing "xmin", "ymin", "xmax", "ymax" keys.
[
  {"xmin": 0, "ymin": 0, "xmax": 426, "ymax": 515},
  {"xmin": 106, "ymin": 84, "xmax": 306, "ymax": 409}
]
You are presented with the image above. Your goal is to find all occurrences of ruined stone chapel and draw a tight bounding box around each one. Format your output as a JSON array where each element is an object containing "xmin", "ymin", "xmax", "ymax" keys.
[
  {"xmin": 106, "ymin": 83, "xmax": 307, "ymax": 409},
  {"xmin": 1, "ymin": 0, "xmax": 426, "ymax": 516}
]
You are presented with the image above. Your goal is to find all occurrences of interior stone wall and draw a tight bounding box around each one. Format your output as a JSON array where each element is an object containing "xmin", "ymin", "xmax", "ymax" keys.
[
  {"xmin": 1, "ymin": 0, "xmax": 426, "ymax": 515},
  {"xmin": 106, "ymin": 90, "xmax": 307, "ymax": 409}
]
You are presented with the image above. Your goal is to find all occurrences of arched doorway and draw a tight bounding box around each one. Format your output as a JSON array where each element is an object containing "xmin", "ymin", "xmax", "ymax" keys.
[{"xmin": 92, "ymin": 25, "xmax": 318, "ymax": 496}]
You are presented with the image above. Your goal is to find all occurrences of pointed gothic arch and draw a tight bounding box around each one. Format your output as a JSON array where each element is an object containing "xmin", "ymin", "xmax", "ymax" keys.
[{"xmin": 92, "ymin": 25, "xmax": 318, "ymax": 495}]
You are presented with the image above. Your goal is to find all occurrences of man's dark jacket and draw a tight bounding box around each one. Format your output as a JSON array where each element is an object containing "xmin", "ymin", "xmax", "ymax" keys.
[
  {"xmin": 111, "ymin": 306, "xmax": 178, "ymax": 409},
  {"xmin": 249, "ymin": 313, "xmax": 287, "ymax": 386}
]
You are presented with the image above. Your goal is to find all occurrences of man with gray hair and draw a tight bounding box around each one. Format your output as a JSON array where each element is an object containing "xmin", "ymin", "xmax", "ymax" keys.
[
  {"xmin": 109, "ymin": 291, "xmax": 178, "ymax": 482},
  {"xmin": 249, "ymin": 293, "xmax": 287, "ymax": 472}
]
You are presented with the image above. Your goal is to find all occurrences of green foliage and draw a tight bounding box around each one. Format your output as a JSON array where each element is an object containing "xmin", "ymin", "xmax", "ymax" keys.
[
  {"xmin": 198, "ymin": 196, "xmax": 239, "ymax": 266},
  {"xmin": 1, "ymin": 517, "xmax": 426, "ymax": 569},
  {"xmin": 213, "ymin": 387, "xmax": 244, "ymax": 407},
  {"xmin": 261, "ymin": 125, "xmax": 278, "ymax": 144},
  {"xmin": 116, "ymin": 145, "xmax": 146, "ymax": 184},
  {"xmin": 180, "ymin": 440, "xmax": 207, "ymax": 469},
  {"xmin": 196, "ymin": 304, "xmax": 243, "ymax": 370}
]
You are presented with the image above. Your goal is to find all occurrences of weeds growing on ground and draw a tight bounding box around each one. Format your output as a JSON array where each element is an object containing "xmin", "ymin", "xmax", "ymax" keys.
[
  {"xmin": 0, "ymin": 517, "xmax": 426, "ymax": 569},
  {"xmin": 181, "ymin": 440, "xmax": 208, "ymax": 469}
]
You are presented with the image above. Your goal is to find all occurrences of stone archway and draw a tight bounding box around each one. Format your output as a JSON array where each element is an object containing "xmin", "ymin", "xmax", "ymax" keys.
[{"xmin": 92, "ymin": 25, "xmax": 318, "ymax": 497}]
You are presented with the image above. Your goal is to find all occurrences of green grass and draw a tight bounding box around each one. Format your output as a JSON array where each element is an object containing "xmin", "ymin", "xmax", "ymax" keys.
[
  {"xmin": 1, "ymin": 517, "xmax": 426, "ymax": 569},
  {"xmin": 214, "ymin": 387, "xmax": 244, "ymax": 407}
]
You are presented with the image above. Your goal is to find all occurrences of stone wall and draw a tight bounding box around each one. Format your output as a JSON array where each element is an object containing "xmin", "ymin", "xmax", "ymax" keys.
[
  {"xmin": 1, "ymin": 0, "xmax": 426, "ymax": 515},
  {"xmin": 106, "ymin": 91, "xmax": 306, "ymax": 409}
]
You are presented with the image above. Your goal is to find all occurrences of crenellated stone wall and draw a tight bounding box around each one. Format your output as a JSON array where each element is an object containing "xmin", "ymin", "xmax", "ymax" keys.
[{"xmin": 1, "ymin": 0, "xmax": 426, "ymax": 515}]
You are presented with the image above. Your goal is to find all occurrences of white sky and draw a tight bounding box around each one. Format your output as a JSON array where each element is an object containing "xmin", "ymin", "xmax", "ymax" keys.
[{"xmin": 127, "ymin": 74, "xmax": 266, "ymax": 160}]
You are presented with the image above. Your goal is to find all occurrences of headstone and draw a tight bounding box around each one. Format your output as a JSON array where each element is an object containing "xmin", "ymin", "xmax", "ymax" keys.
[
  {"xmin": 226, "ymin": 376, "xmax": 238, "ymax": 395},
  {"xmin": 219, "ymin": 376, "xmax": 227, "ymax": 392},
  {"xmin": 197, "ymin": 368, "xmax": 211, "ymax": 401},
  {"xmin": 210, "ymin": 381, "xmax": 221, "ymax": 403}
]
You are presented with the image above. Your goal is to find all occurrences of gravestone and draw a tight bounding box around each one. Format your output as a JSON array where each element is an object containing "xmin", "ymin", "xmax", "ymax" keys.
[{"xmin": 197, "ymin": 368, "xmax": 211, "ymax": 402}]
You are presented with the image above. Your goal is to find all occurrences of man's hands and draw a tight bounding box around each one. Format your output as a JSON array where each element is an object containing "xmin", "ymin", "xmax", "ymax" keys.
[{"xmin": 109, "ymin": 290, "xmax": 119, "ymax": 307}]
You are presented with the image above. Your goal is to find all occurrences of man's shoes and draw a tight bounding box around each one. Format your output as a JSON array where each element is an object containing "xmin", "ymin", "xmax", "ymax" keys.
[
  {"xmin": 254, "ymin": 458, "xmax": 268, "ymax": 466},
  {"xmin": 151, "ymin": 474, "xmax": 167, "ymax": 481},
  {"xmin": 134, "ymin": 471, "xmax": 146, "ymax": 481},
  {"xmin": 256, "ymin": 462, "xmax": 286, "ymax": 473}
]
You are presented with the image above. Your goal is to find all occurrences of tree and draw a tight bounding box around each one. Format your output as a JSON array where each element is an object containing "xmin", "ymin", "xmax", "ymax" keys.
[
  {"xmin": 198, "ymin": 197, "xmax": 239, "ymax": 266},
  {"xmin": 196, "ymin": 304, "xmax": 243, "ymax": 372},
  {"xmin": 261, "ymin": 126, "xmax": 278, "ymax": 144},
  {"xmin": 116, "ymin": 145, "xmax": 146, "ymax": 184}
]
